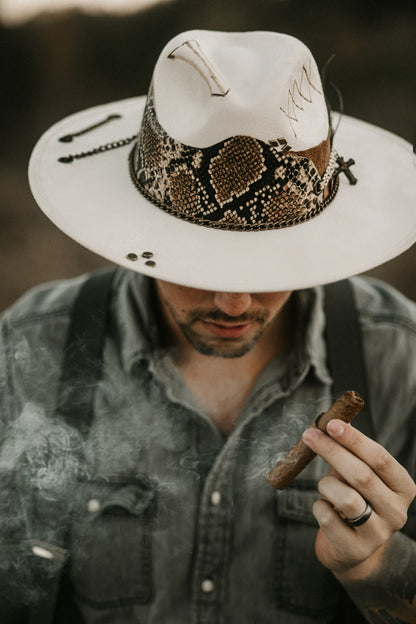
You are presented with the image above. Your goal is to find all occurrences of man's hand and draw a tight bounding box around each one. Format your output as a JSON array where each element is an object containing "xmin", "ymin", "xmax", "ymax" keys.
[{"xmin": 302, "ymin": 419, "xmax": 416, "ymax": 581}]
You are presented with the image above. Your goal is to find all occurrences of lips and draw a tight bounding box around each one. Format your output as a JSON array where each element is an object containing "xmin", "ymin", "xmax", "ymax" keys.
[{"xmin": 200, "ymin": 321, "xmax": 254, "ymax": 338}]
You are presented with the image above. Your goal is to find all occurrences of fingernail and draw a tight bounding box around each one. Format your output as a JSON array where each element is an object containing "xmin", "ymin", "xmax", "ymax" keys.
[
  {"xmin": 327, "ymin": 419, "xmax": 345, "ymax": 436},
  {"xmin": 302, "ymin": 428, "xmax": 320, "ymax": 443}
]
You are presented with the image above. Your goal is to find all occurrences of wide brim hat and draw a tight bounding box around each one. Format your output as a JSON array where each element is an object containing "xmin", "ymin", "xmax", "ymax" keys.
[{"xmin": 29, "ymin": 30, "xmax": 416, "ymax": 293}]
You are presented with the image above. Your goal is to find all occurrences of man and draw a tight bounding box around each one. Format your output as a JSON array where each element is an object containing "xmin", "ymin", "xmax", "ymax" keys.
[{"xmin": 1, "ymin": 30, "xmax": 415, "ymax": 623}]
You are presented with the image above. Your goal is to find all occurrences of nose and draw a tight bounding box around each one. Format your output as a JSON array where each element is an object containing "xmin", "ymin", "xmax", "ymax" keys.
[{"xmin": 213, "ymin": 292, "xmax": 252, "ymax": 317}]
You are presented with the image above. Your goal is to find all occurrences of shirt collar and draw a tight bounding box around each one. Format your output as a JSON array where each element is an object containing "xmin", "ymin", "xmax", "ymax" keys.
[
  {"xmin": 113, "ymin": 269, "xmax": 161, "ymax": 370},
  {"xmin": 296, "ymin": 286, "xmax": 333, "ymax": 386}
]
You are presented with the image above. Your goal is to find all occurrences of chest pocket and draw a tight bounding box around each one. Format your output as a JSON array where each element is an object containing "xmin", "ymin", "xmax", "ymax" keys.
[
  {"xmin": 274, "ymin": 487, "xmax": 342, "ymax": 618},
  {"xmin": 69, "ymin": 474, "xmax": 156, "ymax": 608}
]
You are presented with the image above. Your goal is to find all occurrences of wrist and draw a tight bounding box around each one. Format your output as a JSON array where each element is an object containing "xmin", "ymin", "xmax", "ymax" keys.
[{"xmin": 333, "ymin": 543, "xmax": 386, "ymax": 584}]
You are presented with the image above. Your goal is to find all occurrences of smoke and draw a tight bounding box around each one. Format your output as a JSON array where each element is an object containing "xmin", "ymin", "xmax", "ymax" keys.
[
  {"xmin": 0, "ymin": 402, "xmax": 89, "ymax": 498},
  {"xmin": 0, "ymin": 290, "xmax": 334, "ymax": 610},
  {"xmin": 241, "ymin": 394, "xmax": 334, "ymax": 483},
  {"xmin": 0, "ymin": 397, "xmax": 90, "ymax": 606}
]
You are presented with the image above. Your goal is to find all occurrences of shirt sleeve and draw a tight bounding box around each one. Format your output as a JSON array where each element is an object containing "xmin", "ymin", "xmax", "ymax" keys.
[
  {"xmin": 353, "ymin": 277, "xmax": 416, "ymax": 537},
  {"xmin": 0, "ymin": 286, "xmax": 76, "ymax": 620}
]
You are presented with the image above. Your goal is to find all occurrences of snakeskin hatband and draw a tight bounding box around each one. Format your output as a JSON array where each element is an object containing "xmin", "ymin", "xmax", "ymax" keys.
[{"xmin": 129, "ymin": 91, "xmax": 340, "ymax": 231}]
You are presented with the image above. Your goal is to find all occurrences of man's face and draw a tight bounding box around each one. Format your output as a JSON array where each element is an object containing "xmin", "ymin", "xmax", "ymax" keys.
[{"xmin": 155, "ymin": 280, "xmax": 292, "ymax": 359}]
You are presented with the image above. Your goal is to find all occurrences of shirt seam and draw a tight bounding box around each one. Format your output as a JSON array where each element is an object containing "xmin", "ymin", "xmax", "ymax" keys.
[
  {"xmin": 6, "ymin": 306, "xmax": 73, "ymax": 330},
  {"xmin": 360, "ymin": 314, "xmax": 416, "ymax": 336}
]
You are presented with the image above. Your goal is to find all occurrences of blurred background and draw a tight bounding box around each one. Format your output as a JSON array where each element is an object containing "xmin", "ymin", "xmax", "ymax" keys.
[{"xmin": 0, "ymin": 0, "xmax": 415, "ymax": 311}]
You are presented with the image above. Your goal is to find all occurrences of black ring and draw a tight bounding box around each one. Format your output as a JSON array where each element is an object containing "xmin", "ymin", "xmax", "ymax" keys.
[{"xmin": 346, "ymin": 501, "xmax": 373, "ymax": 527}]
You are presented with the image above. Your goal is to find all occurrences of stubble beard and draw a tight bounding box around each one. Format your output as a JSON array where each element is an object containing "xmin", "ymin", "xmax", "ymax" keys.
[{"xmin": 166, "ymin": 305, "xmax": 271, "ymax": 359}]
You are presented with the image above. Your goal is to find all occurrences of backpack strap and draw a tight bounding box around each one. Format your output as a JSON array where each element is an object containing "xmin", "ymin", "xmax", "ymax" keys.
[
  {"xmin": 324, "ymin": 279, "xmax": 375, "ymax": 440},
  {"xmin": 28, "ymin": 268, "xmax": 117, "ymax": 624}
]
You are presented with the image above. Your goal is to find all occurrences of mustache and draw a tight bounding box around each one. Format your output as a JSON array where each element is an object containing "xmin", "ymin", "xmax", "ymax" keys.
[{"xmin": 189, "ymin": 309, "xmax": 268, "ymax": 325}]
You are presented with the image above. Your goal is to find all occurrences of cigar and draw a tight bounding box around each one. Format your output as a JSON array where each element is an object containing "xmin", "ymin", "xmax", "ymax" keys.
[{"xmin": 267, "ymin": 391, "xmax": 364, "ymax": 490}]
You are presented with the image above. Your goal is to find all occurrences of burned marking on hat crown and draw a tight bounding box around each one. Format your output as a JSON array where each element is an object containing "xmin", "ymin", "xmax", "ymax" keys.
[
  {"xmin": 280, "ymin": 58, "xmax": 322, "ymax": 139},
  {"xmin": 168, "ymin": 40, "xmax": 230, "ymax": 97}
]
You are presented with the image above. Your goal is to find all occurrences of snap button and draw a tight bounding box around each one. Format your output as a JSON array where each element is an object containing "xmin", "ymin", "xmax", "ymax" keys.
[
  {"xmin": 30, "ymin": 541, "xmax": 68, "ymax": 564},
  {"xmin": 210, "ymin": 491, "xmax": 221, "ymax": 506},
  {"xmin": 201, "ymin": 578, "xmax": 215, "ymax": 593},
  {"xmin": 87, "ymin": 498, "xmax": 101, "ymax": 512},
  {"xmin": 32, "ymin": 545, "xmax": 54, "ymax": 559}
]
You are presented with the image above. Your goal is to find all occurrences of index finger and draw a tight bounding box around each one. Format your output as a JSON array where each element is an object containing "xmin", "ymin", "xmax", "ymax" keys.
[{"xmin": 326, "ymin": 419, "xmax": 416, "ymax": 499}]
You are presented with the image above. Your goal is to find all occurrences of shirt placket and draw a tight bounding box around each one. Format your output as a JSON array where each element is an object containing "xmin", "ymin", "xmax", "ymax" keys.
[{"xmin": 191, "ymin": 436, "xmax": 238, "ymax": 624}]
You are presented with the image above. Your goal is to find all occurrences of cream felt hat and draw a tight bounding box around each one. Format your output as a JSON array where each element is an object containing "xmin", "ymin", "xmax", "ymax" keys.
[{"xmin": 29, "ymin": 30, "xmax": 416, "ymax": 292}]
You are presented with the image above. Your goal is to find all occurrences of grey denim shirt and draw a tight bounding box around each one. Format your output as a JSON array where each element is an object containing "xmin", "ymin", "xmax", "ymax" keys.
[{"xmin": 0, "ymin": 269, "xmax": 415, "ymax": 624}]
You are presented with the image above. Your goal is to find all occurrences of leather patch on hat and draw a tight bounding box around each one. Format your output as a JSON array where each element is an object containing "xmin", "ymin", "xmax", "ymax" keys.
[{"xmin": 292, "ymin": 134, "xmax": 331, "ymax": 176}]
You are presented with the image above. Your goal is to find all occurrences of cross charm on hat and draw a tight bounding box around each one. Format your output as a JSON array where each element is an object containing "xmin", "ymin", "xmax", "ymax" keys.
[{"xmin": 336, "ymin": 156, "xmax": 358, "ymax": 185}]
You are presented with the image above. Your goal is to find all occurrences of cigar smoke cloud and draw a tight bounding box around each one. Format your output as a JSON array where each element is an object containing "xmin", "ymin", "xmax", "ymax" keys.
[
  {"xmin": 0, "ymin": 331, "xmax": 203, "ymax": 604},
  {"xmin": 239, "ymin": 395, "xmax": 333, "ymax": 484},
  {"xmin": 0, "ymin": 329, "xmax": 91, "ymax": 603},
  {"xmin": 0, "ymin": 309, "xmax": 334, "ymax": 607}
]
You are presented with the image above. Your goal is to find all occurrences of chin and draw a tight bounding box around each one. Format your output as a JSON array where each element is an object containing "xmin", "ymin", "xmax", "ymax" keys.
[{"xmin": 192, "ymin": 338, "xmax": 256, "ymax": 359}]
